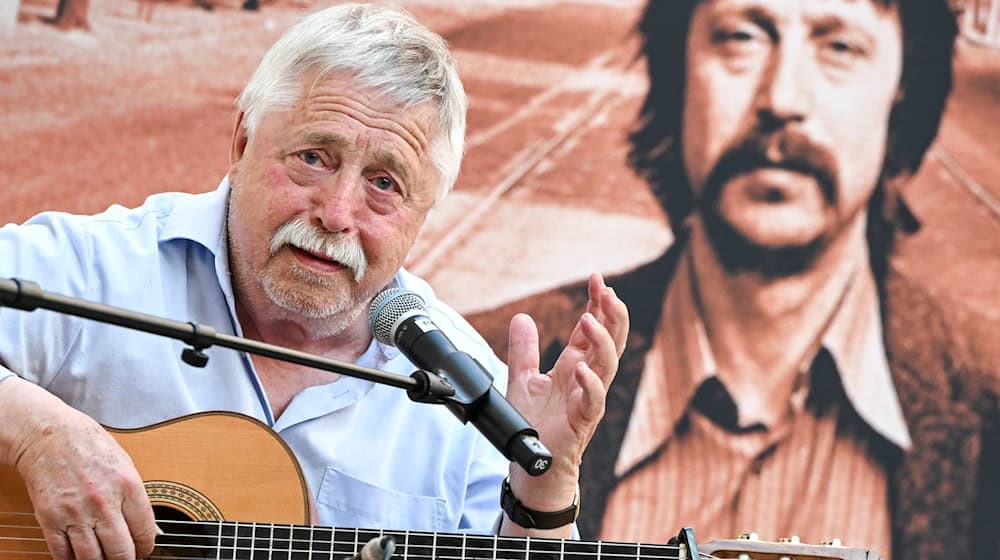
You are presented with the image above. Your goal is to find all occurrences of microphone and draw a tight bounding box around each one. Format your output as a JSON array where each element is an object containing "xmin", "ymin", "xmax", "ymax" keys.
[{"xmin": 369, "ymin": 288, "xmax": 553, "ymax": 476}]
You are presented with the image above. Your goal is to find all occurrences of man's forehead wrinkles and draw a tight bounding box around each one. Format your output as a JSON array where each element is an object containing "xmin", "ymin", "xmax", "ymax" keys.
[{"xmin": 306, "ymin": 93, "xmax": 430, "ymax": 156}]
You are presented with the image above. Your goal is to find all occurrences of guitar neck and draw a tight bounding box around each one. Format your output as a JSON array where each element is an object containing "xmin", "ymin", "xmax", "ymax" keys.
[
  {"xmin": 154, "ymin": 521, "xmax": 881, "ymax": 560},
  {"xmin": 155, "ymin": 520, "xmax": 688, "ymax": 560}
]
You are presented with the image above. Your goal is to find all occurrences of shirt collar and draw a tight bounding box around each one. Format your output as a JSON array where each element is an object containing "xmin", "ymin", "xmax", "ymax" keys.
[
  {"xmin": 613, "ymin": 252, "xmax": 714, "ymax": 476},
  {"xmin": 156, "ymin": 177, "xmax": 246, "ymax": 342},
  {"xmin": 817, "ymin": 258, "xmax": 912, "ymax": 450},
  {"xmin": 613, "ymin": 246, "xmax": 911, "ymax": 477},
  {"xmin": 158, "ymin": 176, "xmax": 231, "ymax": 256}
]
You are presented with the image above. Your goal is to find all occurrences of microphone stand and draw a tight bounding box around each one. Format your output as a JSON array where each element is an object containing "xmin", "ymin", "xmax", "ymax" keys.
[
  {"xmin": 1, "ymin": 277, "xmax": 554, "ymax": 474},
  {"xmin": 0, "ymin": 277, "xmax": 456, "ymax": 424}
]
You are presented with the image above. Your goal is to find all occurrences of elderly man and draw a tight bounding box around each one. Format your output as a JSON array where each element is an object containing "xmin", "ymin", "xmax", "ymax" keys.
[
  {"xmin": 472, "ymin": 1, "xmax": 998, "ymax": 559},
  {"xmin": 0, "ymin": 4, "xmax": 628, "ymax": 560}
]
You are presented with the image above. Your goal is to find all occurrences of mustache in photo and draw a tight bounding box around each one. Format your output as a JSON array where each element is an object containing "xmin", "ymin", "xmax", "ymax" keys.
[
  {"xmin": 694, "ymin": 128, "xmax": 841, "ymax": 278},
  {"xmin": 699, "ymin": 127, "xmax": 840, "ymax": 208}
]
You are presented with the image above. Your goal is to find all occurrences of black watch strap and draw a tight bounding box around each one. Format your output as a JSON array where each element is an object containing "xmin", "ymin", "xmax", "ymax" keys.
[{"xmin": 500, "ymin": 477, "xmax": 579, "ymax": 530}]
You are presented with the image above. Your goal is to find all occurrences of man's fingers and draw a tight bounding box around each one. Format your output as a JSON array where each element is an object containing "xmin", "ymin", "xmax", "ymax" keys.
[
  {"xmin": 579, "ymin": 313, "xmax": 619, "ymax": 387},
  {"xmin": 585, "ymin": 274, "xmax": 629, "ymax": 358},
  {"xmin": 127, "ymin": 519, "xmax": 160, "ymax": 560},
  {"xmin": 123, "ymin": 482, "xmax": 159, "ymax": 558},
  {"xmin": 585, "ymin": 274, "xmax": 606, "ymax": 320},
  {"xmin": 573, "ymin": 361, "xmax": 608, "ymax": 423},
  {"xmin": 66, "ymin": 523, "xmax": 104, "ymax": 560},
  {"xmin": 507, "ymin": 313, "xmax": 541, "ymax": 382},
  {"xmin": 601, "ymin": 286, "xmax": 629, "ymax": 357},
  {"xmin": 94, "ymin": 513, "xmax": 139, "ymax": 560},
  {"xmin": 35, "ymin": 484, "xmax": 154, "ymax": 560},
  {"xmin": 41, "ymin": 528, "xmax": 74, "ymax": 560}
]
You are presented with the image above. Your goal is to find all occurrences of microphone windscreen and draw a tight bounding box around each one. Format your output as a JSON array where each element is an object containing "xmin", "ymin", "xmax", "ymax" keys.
[{"xmin": 368, "ymin": 288, "xmax": 427, "ymax": 346}]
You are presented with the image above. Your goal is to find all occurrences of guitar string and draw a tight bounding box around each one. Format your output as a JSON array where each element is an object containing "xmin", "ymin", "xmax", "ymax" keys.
[
  {"xmin": 0, "ymin": 536, "xmax": 693, "ymax": 560},
  {"xmin": 0, "ymin": 550, "xmax": 714, "ymax": 560},
  {"xmin": 0, "ymin": 520, "xmax": 686, "ymax": 555},
  {"xmin": 0, "ymin": 518, "xmax": 706, "ymax": 560},
  {"xmin": 0, "ymin": 536, "xmax": 686, "ymax": 559},
  {"xmin": 0, "ymin": 552, "xmax": 718, "ymax": 560},
  {"xmin": 0, "ymin": 527, "xmax": 712, "ymax": 560},
  {"xmin": 0, "ymin": 541, "xmax": 706, "ymax": 560},
  {"xmin": 0, "ymin": 525, "xmax": 685, "ymax": 551}
]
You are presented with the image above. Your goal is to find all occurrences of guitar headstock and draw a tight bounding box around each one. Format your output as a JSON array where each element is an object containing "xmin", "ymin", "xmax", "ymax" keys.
[{"xmin": 699, "ymin": 534, "xmax": 881, "ymax": 560}]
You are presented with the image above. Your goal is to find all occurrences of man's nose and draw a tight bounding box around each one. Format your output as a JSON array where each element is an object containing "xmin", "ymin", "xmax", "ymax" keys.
[
  {"xmin": 754, "ymin": 43, "xmax": 813, "ymax": 129},
  {"xmin": 310, "ymin": 172, "xmax": 362, "ymax": 233}
]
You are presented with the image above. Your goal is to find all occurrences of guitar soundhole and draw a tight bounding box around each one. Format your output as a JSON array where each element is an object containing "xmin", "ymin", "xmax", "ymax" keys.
[
  {"xmin": 145, "ymin": 480, "xmax": 224, "ymax": 521},
  {"xmin": 146, "ymin": 481, "xmax": 222, "ymax": 560},
  {"xmin": 153, "ymin": 505, "xmax": 193, "ymax": 523},
  {"xmin": 153, "ymin": 505, "xmax": 218, "ymax": 559}
]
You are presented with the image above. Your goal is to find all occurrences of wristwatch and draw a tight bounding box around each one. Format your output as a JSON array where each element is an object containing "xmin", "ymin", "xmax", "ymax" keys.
[{"xmin": 500, "ymin": 477, "xmax": 579, "ymax": 530}]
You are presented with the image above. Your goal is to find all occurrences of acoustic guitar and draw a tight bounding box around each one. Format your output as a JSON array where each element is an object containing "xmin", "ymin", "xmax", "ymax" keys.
[{"xmin": 0, "ymin": 411, "xmax": 880, "ymax": 560}]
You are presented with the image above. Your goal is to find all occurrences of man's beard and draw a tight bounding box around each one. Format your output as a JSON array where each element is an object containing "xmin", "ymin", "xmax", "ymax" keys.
[
  {"xmin": 260, "ymin": 218, "xmax": 370, "ymax": 323},
  {"xmin": 695, "ymin": 127, "xmax": 841, "ymax": 278}
]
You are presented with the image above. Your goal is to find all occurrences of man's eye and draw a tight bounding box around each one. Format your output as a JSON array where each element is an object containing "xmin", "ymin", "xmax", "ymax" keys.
[
  {"xmin": 710, "ymin": 25, "xmax": 768, "ymax": 57},
  {"xmin": 827, "ymin": 38, "xmax": 864, "ymax": 56},
  {"xmin": 712, "ymin": 26, "xmax": 761, "ymax": 45},
  {"xmin": 819, "ymin": 36, "xmax": 869, "ymax": 67},
  {"xmin": 372, "ymin": 176, "xmax": 396, "ymax": 191},
  {"xmin": 723, "ymin": 30, "xmax": 754, "ymax": 42},
  {"xmin": 299, "ymin": 151, "xmax": 323, "ymax": 166}
]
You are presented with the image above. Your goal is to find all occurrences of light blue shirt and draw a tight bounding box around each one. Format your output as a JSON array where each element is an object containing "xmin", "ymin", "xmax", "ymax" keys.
[{"xmin": 0, "ymin": 179, "xmax": 511, "ymax": 533}]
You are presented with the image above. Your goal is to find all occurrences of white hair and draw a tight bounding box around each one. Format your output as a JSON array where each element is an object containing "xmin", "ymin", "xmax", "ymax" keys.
[{"xmin": 235, "ymin": 3, "xmax": 466, "ymax": 202}]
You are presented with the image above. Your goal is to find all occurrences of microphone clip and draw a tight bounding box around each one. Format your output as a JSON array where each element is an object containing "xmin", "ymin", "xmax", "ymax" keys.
[
  {"xmin": 406, "ymin": 369, "xmax": 456, "ymax": 403},
  {"xmin": 180, "ymin": 322, "xmax": 216, "ymax": 368}
]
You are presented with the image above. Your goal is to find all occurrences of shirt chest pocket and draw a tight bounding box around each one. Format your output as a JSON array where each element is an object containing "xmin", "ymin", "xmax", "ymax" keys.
[{"xmin": 317, "ymin": 467, "xmax": 448, "ymax": 531}]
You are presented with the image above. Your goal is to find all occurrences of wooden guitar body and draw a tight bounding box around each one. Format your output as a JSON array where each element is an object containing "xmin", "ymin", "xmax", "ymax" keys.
[{"xmin": 0, "ymin": 411, "xmax": 310, "ymax": 558}]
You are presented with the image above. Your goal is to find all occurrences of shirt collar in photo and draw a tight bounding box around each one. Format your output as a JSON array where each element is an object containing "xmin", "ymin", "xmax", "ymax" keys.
[{"xmin": 613, "ymin": 244, "xmax": 911, "ymax": 477}]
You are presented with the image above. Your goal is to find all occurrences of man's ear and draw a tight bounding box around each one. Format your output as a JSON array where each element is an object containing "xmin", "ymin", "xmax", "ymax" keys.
[{"xmin": 229, "ymin": 111, "xmax": 249, "ymax": 173}]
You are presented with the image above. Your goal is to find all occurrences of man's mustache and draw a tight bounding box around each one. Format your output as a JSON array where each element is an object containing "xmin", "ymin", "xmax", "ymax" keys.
[{"xmin": 700, "ymin": 129, "xmax": 839, "ymax": 206}]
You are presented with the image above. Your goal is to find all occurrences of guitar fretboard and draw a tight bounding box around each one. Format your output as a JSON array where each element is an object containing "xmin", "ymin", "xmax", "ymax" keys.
[{"xmin": 153, "ymin": 520, "xmax": 689, "ymax": 560}]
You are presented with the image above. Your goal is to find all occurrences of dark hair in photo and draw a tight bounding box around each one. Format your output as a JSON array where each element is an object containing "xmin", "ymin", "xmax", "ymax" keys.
[{"xmin": 628, "ymin": 0, "xmax": 959, "ymax": 277}]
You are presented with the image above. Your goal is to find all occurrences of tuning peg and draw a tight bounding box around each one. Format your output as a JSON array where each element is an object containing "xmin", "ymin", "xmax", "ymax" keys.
[
  {"xmin": 735, "ymin": 532, "xmax": 758, "ymax": 558},
  {"xmin": 821, "ymin": 538, "xmax": 844, "ymax": 547},
  {"xmin": 777, "ymin": 535, "xmax": 800, "ymax": 544}
]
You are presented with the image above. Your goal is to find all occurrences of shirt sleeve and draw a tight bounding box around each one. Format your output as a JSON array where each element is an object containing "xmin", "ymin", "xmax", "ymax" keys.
[
  {"xmin": 0, "ymin": 364, "xmax": 15, "ymax": 384},
  {"xmin": 458, "ymin": 423, "xmax": 510, "ymax": 532},
  {"xmin": 0, "ymin": 213, "xmax": 92, "ymax": 387}
]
